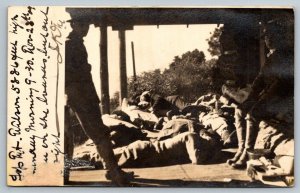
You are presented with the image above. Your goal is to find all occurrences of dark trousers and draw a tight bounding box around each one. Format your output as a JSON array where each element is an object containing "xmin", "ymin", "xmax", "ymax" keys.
[{"xmin": 65, "ymin": 96, "xmax": 119, "ymax": 172}]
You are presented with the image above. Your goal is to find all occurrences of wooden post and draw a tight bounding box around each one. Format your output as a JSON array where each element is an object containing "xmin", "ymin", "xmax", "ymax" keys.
[
  {"xmin": 259, "ymin": 24, "xmax": 266, "ymax": 68},
  {"xmin": 99, "ymin": 25, "xmax": 110, "ymax": 114},
  {"xmin": 131, "ymin": 41, "xmax": 137, "ymax": 81},
  {"xmin": 131, "ymin": 41, "xmax": 137, "ymax": 92},
  {"xmin": 119, "ymin": 29, "xmax": 127, "ymax": 105}
]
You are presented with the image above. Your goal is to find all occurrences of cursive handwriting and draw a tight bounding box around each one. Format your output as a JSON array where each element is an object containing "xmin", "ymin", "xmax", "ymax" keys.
[
  {"xmin": 37, "ymin": 7, "xmax": 49, "ymax": 57},
  {"xmin": 24, "ymin": 88, "xmax": 39, "ymax": 132},
  {"xmin": 29, "ymin": 133, "xmax": 49, "ymax": 174},
  {"xmin": 9, "ymin": 15, "xmax": 24, "ymax": 34},
  {"xmin": 21, "ymin": 33, "xmax": 35, "ymax": 54},
  {"xmin": 39, "ymin": 108, "xmax": 49, "ymax": 129},
  {"xmin": 9, "ymin": 161, "xmax": 27, "ymax": 181},
  {"xmin": 8, "ymin": 96, "xmax": 21, "ymax": 136},
  {"xmin": 9, "ymin": 139, "xmax": 25, "ymax": 160},
  {"xmin": 10, "ymin": 41, "xmax": 23, "ymax": 60},
  {"xmin": 50, "ymin": 133, "xmax": 64, "ymax": 163},
  {"xmin": 8, "ymin": 6, "xmax": 66, "ymax": 183},
  {"xmin": 36, "ymin": 58, "xmax": 48, "ymax": 105},
  {"xmin": 21, "ymin": 6, "xmax": 35, "ymax": 27}
]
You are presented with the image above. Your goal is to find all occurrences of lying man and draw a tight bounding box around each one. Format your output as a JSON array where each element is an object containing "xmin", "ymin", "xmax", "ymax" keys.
[
  {"xmin": 114, "ymin": 130, "xmax": 222, "ymax": 168},
  {"xmin": 142, "ymin": 118, "xmax": 204, "ymax": 140},
  {"xmin": 139, "ymin": 91, "xmax": 187, "ymax": 118}
]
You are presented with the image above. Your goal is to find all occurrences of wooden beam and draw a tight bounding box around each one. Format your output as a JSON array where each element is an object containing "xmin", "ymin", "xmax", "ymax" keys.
[
  {"xmin": 66, "ymin": 7, "xmax": 283, "ymax": 26},
  {"xmin": 112, "ymin": 25, "xmax": 134, "ymax": 31},
  {"xmin": 119, "ymin": 29, "xmax": 127, "ymax": 104},
  {"xmin": 99, "ymin": 25, "xmax": 110, "ymax": 114}
]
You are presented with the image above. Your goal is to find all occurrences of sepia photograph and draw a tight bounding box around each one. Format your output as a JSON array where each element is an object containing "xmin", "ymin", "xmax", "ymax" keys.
[
  {"xmin": 63, "ymin": 7, "xmax": 294, "ymax": 187},
  {"xmin": 6, "ymin": 6, "xmax": 294, "ymax": 188}
]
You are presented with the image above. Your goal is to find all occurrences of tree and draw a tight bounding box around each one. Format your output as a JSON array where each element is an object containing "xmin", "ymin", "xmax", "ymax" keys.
[
  {"xmin": 165, "ymin": 49, "xmax": 208, "ymax": 101},
  {"xmin": 127, "ymin": 29, "xmax": 247, "ymax": 103},
  {"xmin": 128, "ymin": 69, "xmax": 177, "ymax": 99},
  {"xmin": 128, "ymin": 49, "xmax": 215, "ymax": 102},
  {"xmin": 206, "ymin": 26, "xmax": 223, "ymax": 57}
]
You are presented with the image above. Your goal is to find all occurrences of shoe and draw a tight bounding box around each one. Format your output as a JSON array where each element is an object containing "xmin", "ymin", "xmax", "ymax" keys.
[
  {"xmin": 231, "ymin": 159, "xmax": 247, "ymax": 169},
  {"xmin": 105, "ymin": 168, "xmax": 134, "ymax": 186},
  {"xmin": 226, "ymin": 148, "xmax": 244, "ymax": 166},
  {"xmin": 231, "ymin": 149, "xmax": 248, "ymax": 169}
]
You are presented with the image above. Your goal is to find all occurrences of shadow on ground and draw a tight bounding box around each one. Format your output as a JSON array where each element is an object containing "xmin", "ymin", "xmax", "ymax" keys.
[
  {"xmin": 211, "ymin": 150, "xmax": 235, "ymax": 164},
  {"xmin": 66, "ymin": 178, "xmax": 277, "ymax": 188}
]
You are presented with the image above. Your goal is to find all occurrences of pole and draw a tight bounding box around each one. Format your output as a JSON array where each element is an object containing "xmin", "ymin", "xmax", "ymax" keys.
[
  {"xmin": 119, "ymin": 29, "xmax": 127, "ymax": 105},
  {"xmin": 131, "ymin": 41, "xmax": 137, "ymax": 81},
  {"xmin": 99, "ymin": 25, "xmax": 110, "ymax": 114},
  {"xmin": 131, "ymin": 41, "xmax": 137, "ymax": 92}
]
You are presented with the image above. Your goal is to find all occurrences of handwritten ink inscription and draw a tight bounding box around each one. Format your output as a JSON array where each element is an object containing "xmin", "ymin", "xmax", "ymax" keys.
[{"xmin": 7, "ymin": 6, "xmax": 66, "ymax": 184}]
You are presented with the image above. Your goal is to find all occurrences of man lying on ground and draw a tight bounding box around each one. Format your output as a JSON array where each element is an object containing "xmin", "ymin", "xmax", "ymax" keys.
[{"xmin": 114, "ymin": 130, "xmax": 222, "ymax": 168}]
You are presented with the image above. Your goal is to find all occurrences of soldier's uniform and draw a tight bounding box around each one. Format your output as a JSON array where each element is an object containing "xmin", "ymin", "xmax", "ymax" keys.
[
  {"xmin": 228, "ymin": 49, "xmax": 294, "ymax": 168},
  {"xmin": 65, "ymin": 26, "xmax": 132, "ymax": 185},
  {"xmin": 116, "ymin": 130, "xmax": 222, "ymax": 168}
]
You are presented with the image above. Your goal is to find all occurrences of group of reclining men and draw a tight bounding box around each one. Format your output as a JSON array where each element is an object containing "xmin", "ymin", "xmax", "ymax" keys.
[
  {"xmin": 74, "ymin": 92, "xmax": 235, "ymax": 167},
  {"xmin": 74, "ymin": 87, "xmax": 294, "ymax": 179}
]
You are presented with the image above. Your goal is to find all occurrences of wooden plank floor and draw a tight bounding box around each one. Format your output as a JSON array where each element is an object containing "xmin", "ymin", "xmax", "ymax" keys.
[
  {"xmin": 67, "ymin": 149, "xmax": 287, "ymax": 187},
  {"xmin": 67, "ymin": 163, "xmax": 286, "ymax": 187}
]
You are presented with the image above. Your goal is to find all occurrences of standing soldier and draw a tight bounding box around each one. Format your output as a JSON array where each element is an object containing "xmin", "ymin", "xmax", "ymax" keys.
[
  {"xmin": 65, "ymin": 18, "xmax": 134, "ymax": 186},
  {"xmin": 223, "ymin": 19, "xmax": 294, "ymax": 169}
]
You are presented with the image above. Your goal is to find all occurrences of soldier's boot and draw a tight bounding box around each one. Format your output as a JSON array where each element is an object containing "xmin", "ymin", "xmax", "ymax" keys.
[
  {"xmin": 95, "ymin": 138, "xmax": 134, "ymax": 186},
  {"xmin": 232, "ymin": 115, "xmax": 258, "ymax": 169},
  {"xmin": 227, "ymin": 147, "xmax": 244, "ymax": 166},
  {"xmin": 227, "ymin": 108, "xmax": 246, "ymax": 165},
  {"xmin": 231, "ymin": 148, "xmax": 248, "ymax": 169},
  {"xmin": 105, "ymin": 169, "xmax": 134, "ymax": 183}
]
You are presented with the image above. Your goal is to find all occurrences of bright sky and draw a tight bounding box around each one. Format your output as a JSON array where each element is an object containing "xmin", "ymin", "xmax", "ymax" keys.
[{"xmin": 83, "ymin": 24, "xmax": 218, "ymax": 97}]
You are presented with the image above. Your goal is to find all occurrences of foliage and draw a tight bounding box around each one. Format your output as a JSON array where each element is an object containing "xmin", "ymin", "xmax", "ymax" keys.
[
  {"xmin": 128, "ymin": 49, "xmax": 218, "ymax": 102},
  {"xmin": 207, "ymin": 26, "xmax": 223, "ymax": 57},
  {"xmin": 128, "ymin": 69, "xmax": 177, "ymax": 98},
  {"xmin": 126, "ymin": 27, "xmax": 240, "ymax": 103}
]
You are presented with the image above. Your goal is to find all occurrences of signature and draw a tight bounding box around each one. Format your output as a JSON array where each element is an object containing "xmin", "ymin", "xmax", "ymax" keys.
[{"xmin": 49, "ymin": 20, "xmax": 65, "ymax": 64}]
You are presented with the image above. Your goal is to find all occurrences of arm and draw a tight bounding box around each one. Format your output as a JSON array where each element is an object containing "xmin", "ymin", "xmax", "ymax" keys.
[
  {"xmin": 258, "ymin": 77, "xmax": 281, "ymax": 102},
  {"xmin": 247, "ymin": 70, "xmax": 266, "ymax": 101}
]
